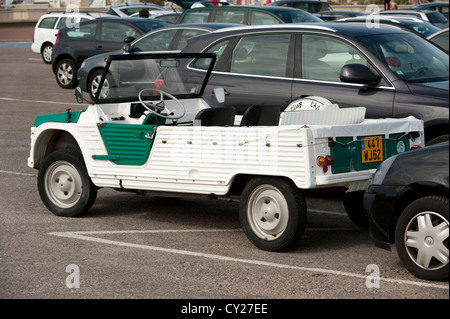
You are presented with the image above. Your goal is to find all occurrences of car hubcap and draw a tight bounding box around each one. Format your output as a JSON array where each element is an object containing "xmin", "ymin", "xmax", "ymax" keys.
[
  {"xmin": 247, "ymin": 185, "xmax": 289, "ymax": 240},
  {"xmin": 45, "ymin": 161, "xmax": 82, "ymax": 208},
  {"xmin": 57, "ymin": 63, "xmax": 73, "ymax": 85},
  {"xmin": 404, "ymin": 211, "xmax": 449, "ymax": 270},
  {"xmin": 43, "ymin": 46, "xmax": 52, "ymax": 63},
  {"xmin": 91, "ymin": 76, "xmax": 109, "ymax": 99}
]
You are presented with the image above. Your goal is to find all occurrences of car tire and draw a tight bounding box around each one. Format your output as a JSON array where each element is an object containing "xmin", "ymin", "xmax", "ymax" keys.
[
  {"xmin": 239, "ymin": 177, "xmax": 306, "ymax": 252},
  {"xmin": 88, "ymin": 69, "xmax": 112, "ymax": 100},
  {"xmin": 38, "ymin": 149, "xmax": 97, "ymax": 217},
  {"xmin": 395, "ymin": 196, "xmax": 449, "ymax": 281},
  {"xmin": 426, "ymin": 134, "xmax": 449, "ymax": 146},
  {"xmin": 56, "ymin": 58, "xmax": 78, "ymax": 89},
  {"xmin": 41, "ymin": 43, "xmax": 53, "ymax": 64},
  {"xmin": 343, "ymin": 191, "xmax": 369, "ymax": 230}
]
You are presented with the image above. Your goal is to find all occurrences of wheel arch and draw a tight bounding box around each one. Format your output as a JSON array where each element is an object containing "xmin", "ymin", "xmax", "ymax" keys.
[
  {"xmin": 32, "ymin": 129, "xmax": 81, "ymax": 169},
  {"xmin": 40, "ymin": 41, "xmax": 53, "ymax": 51},
  {"xmin": 387, "ymin": 185, "xmax": 449, "ymax": 243},
  {"xmin": 227, "ymin": 173, "xmax": 300, "ymax": 197}
]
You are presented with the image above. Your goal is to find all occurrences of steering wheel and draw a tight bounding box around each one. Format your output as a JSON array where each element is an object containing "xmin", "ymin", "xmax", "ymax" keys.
[
  {"xmin": 138, "ymin": 88, "xmax": 186, "ymax": 120},
  {"xmin": 412, "ymin": 67, "xmax": 429, "ymax": 78}
]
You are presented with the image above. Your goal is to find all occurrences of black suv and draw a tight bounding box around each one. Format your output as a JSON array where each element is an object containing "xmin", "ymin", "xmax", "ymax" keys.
[
  {"xmin": 51, "ymin": 17, "xmax": 169, "ymax": 89},
  {"xmin": 180, "ymin": 23, "xmax": 449, "ymax": 145}
]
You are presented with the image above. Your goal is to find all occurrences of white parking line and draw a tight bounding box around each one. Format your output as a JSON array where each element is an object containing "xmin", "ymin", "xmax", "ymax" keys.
[
  {"xmin": 49, "ymin": 229, "xmax": 449, "ymax": 290},
  {"xmin": 0, "ymin": 97, "xmax": 80, "ymax": 105},
  {"xmin": 0, "ymin": 169, "xmax": 36, "ymax": 177}
]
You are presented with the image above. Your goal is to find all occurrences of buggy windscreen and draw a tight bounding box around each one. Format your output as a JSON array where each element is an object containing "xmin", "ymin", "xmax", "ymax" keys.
[{"xmin": 95, "ymin": 53, "xmax": 216, "ymax": 104}]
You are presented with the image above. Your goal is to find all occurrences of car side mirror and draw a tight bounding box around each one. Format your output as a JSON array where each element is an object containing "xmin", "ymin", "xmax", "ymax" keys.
[
  {"xmin": 123, "ymin": 36, "xmax": 135, "ymax": 53},
  {"xmin": 340, "ymin": 64, "xmax": 381, "ymax": 86}
]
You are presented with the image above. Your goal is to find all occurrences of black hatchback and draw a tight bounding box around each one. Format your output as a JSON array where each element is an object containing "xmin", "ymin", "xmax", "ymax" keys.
[
  {"xmin": 363, "ymin": 143, "xmax": 449, "ymax": 281},
  {"xmin": 180, "ymin": 23, "xmax": 449, "ymax": 145},
  {"xmin": 51, "ymin": 17, "xmax": 170, "ymax": 89}
]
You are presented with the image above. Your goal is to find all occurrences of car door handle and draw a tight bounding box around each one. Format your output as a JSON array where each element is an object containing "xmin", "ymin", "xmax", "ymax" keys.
[{"xmin": 96, "ymin": 46, "xmax": 103, "ymax": 50}]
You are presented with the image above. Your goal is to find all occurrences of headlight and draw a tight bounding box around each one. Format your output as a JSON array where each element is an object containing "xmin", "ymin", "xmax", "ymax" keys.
[{"xmin": 371, "ymin": 155, "xmax": 397, "ymax": 185}]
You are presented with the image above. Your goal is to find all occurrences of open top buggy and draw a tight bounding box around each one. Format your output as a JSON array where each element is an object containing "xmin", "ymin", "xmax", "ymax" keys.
[{"xmin": 28, "ymin": 52, "xmax": 424, "ymax": 251}]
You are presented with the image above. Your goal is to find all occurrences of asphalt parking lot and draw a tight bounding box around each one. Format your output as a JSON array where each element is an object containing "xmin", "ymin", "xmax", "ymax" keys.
[{"xmin": 0, "ymin": 43, "xmax": 448, "ymax": 305}]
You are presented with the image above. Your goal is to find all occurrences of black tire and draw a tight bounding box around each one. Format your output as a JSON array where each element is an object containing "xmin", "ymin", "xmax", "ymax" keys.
[
  {"xmin": 343, "ymin": 191, "xmax": 369, "ymax": 230},
  {"xmin": 37, "ymin": 149, "xmax": 97, "ymax": 217},
  {"xmin": 41, "ymin": 43, "xmax": 53, "ymax": 64},
  {"xmin": 55, "ymin": 58, "xmax": 78, "ymax": 89},
  {"xmin": 239, "ymin": 177, "xmax": 307, "ymax": 252},
  {"xmin": 426, "ymin": 134, "xmax": 449, "ymax": 146},
  {"xmin": 88, "ymin": 69, "xmax": 110, "ymax": 100},
  {"xmin": 395, "ymin": 196, "xmax": 449, "ymax": 281}
]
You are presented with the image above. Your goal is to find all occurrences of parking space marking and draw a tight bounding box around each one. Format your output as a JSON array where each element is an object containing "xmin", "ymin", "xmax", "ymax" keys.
[
  {"xmin": 49, "ymin": 229, "xmax": 448, "ymax": 290},
  {"xmin": 0, "ymin": 97, "xmax": 80, "ymax": 105},
  {"xmin": 0, "ymin": 169, "xmax": 36, "ymax": 177}
]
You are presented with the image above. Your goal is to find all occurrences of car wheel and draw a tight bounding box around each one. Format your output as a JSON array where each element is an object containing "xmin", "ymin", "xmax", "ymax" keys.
[
  {"xmin": 88, "ymin": 69, "xmax": 111, "ymax": 100},
  {"xmin": 343, "ymin": 191, "xmax": 369, "ymax": 230},
  {"xmin": 240, "ymin": 177, "xmax": 306, "ymax": 251},
  {"xmin": 38, "ymin": 149, "xmax": 97, "ymax": 217},
  {"xmin": 426, "ymin": 134, "xmax": 449, "ymax": 146},
  {"xmin": 395, "ymin": 196, "xmax": 449, "ymax": 281},
  {"xmin": 41, "ymin": 43, "xmax": 53, "ymax": 64},
  {"xmin": 56, "ymin": 59, "xmax": 77, "ymax": 89}
]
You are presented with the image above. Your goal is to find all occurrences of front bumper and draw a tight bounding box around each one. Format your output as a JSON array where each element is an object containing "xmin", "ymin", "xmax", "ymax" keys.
[{"xmin": 363, "ymin": 184, "xmax": 409, "ymax": 250}]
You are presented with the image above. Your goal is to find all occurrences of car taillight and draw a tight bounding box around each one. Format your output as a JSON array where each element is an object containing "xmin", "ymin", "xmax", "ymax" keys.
[
  {"xmin": 317, "ymin": 155, "xmax": 334, "ymax": 173},
  {"xmin": 410, "ymin": 145, "xmax": 422, "ymax": 150},
  {"xmin": 54, "ymin": 30, "xmax": 60, "ymax": 47}
]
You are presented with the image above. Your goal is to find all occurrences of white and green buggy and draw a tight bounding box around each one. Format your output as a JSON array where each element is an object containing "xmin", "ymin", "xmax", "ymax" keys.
[{"xmin": 28, "ymin": 53, "xmax": 424, "ymax": 251}]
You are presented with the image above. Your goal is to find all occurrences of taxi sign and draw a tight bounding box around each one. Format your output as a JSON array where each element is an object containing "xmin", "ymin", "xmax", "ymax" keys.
[{"xmin": 361, "ymin": 135, "xmax": 383, "ymax": 163}]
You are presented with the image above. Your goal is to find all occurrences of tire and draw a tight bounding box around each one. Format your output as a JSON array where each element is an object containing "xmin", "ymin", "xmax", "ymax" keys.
[
  {"xmin": 239, "ymin": 177, "xmax": 307, "ymax": 252},
  {"xmin": 37, "ymin": 149, "xmax": 97, "ymax": 217},
  {"xmin": 88, "ymin": 69, "xmax": 111, "ymax": 100},
  {"xmin": 343, "ymin": 191, "xmax": 369, "ymax": 230},
  {"xmin": 426, "ymin": 134, "xmax": 449, "ymax": 146},
  {"xmin": 56, "ymin": 59, "xmax": 78, "ymax": 89},
  {"xmin": 41, "ymin": 43, "xmax": 53, "ymax": 64},
  {"xmin": 395, "ymin": 196, "xmax": 449, "ymax": 281}
]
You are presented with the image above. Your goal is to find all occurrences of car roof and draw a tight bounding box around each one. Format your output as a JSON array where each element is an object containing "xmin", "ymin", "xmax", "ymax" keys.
[
  {"xmin": 207, "ymin": 22, "xmax": 410, "ymax": 37},
  {"xmin": 152, "ymin": 22, "xmax": 241, "ymax": 30},
  {"xmin": 183, "ymin": 5, "xmax": 315, "ymax": 12}
]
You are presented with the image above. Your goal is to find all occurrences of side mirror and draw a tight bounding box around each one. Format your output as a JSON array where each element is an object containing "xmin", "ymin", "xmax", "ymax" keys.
[
  {"xmin": 123, "ymin": 36, "xmax": 135, "ymax": 53},
  {"xmin": 75, "ymin": 87, "xmax": 84, "ymax": 104},
  {"xmin": 340, "ymin": 64, "xmax": 381, "ymax": 86},
  {"xmin": 213, "ymin": 87, "xmax": 225, "ymax": 104}
]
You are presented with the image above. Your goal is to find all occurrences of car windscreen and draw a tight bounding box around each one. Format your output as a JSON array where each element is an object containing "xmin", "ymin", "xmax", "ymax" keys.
[
  {"xmin": 96, "ymin": 53, "xmax": 216, "ymax": 103},
  {"xmin": 357, "ymin": 32, "xmax": 449, "ymax": 83}
]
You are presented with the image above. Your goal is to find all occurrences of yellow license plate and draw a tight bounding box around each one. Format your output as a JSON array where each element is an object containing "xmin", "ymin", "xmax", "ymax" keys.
[{"xmin": 361, "ymin": 136, "xmax": 383, "ymax": 163}]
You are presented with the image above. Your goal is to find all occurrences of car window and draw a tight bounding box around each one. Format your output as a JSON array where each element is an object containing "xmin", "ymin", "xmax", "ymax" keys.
[
  {"xmin": 250, "ymin": 11, "xmax": 281, "ymax": 25},
  {"xmin": 176, "ymin": 29, "xmax": 210, "ymax": 50},
  {"xmin": 38, "ymin": 17, "xmax": 58, "ymax": 29},
  {"xmin": 134, "ymin": 29, "xmax": 178, "ymax": 51},
  {"xmin": 101, "ymin": 22, "xmax": 133, "ymax": 42},
  {"xmin": 426, "ymin": 12, "xmax": 448, "ymax": 23},
  {"xmin": 301, "ymin": 35, "xmax": 380, "ymax": 83},
  {"xmin": 192, "ymin": 40, "xmax": 231, "ymax": 70},
  {"xmin": 230, "ymin": 34, "xmax": 291, "ymax": 77},
  {"xmin": 66, "ymin": 22, "xmax": 97, "ymax": 39},
  {"xmin": 57, "ymin": 17, "xmax": 79, "ymax": 30},
  {"xmin": 181, "ymin": 11, "xmax": 210, "ymax": 23},
  {"xmin": 358, "ymin": 32, "xmax": 449, "ymax": 83},
  {"xmin": 214, "ymin": 9, "xmax": 246, "ymax": 24}
]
